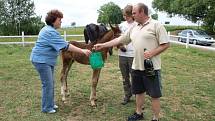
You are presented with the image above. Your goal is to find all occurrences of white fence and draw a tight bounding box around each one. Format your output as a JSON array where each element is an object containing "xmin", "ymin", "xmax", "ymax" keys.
[
  {"xmin": 0, "ymin": 31, "xmax": 84, "ymax": 47},
  {"xmin": 0, "ymin": 31, "xmax": 215, "ymax": 52}
]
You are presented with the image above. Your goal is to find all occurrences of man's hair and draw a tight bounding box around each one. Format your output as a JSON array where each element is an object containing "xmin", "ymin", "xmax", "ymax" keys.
[
  {"xmin": 45, "ymin": 9, "xmax": 63, "ymax": 26},
  {"xmin": 137, "ymin": 3, "xmax": 148, "ymax": 16},
  {"xmin": 123, "ymin": 4, "xmax": 133, "ymax": 17}
]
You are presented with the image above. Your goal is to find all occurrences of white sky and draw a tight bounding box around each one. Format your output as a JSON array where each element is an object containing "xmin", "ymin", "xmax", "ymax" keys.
[{"xmin": 33, "ymin": 0, "xmax": 197, "ymax": 27}]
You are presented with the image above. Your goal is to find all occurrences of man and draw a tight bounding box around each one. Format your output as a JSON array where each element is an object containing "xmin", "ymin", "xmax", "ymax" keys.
[{"xmin": 94, "ymin": 3, "xmax": 169, "ymax": 121}]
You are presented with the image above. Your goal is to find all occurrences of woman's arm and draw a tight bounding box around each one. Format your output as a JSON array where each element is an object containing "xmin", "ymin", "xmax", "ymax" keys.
[{"xmin": 67, "ymin": 44, "xmax": 91, "ymax": 56}]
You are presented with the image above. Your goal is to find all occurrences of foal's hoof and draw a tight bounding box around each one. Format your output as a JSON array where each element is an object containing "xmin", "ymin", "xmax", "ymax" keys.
[
  {"xmin": 62, "ymin": 98, "xmax": 67, "ymax": 104},
  {"xmin": 90, "ymin": 101, "xmax": 96, "ymax": 107},
  {"xmin": 66, "ymin": 93, "xmax": 70, "ymax": 97},
  {"xmin": 63, "ymin": 101, "xmax": 68, "ymax": 104}
]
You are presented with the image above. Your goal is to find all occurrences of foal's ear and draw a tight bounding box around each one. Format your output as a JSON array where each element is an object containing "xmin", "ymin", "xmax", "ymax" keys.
[
  {"xmin": 109, "ymin": 23, "xmax": 114, "ymax": 30},
  {"xmin": 112, "ymin": 24, "xmax": 120, "ymax": 32},
  {"xmin": 109, "ymin": 23, "xmax": 118, "ymax": 30},
  {"xmin": 95, "ymin": 24, "xmax": 100, "ymax": 32},
  {"xmin": 114, "ymin": 24, "xmax": 119, "ymax": 30}
]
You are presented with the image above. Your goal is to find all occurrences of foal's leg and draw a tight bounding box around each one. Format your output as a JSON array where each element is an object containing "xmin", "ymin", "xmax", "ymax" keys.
[
  {"xmin": 60, "ymin": 58, "xmax": 74, "ymax": 102},
  {"xmin": 90, "ymin": 69, "xmax": 101, "ymax": 106}
]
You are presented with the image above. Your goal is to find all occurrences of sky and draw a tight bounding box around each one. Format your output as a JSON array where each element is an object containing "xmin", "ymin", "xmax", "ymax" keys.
[{"xmin": 33, "ymin": 0, "xmax": 197, "ymax": 27}]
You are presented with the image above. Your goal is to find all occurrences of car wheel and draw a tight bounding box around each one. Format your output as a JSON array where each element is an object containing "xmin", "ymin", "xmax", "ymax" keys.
[
  {"xmin": 193, "ymin": 40, "xmax": 197, "ymax": 45},
  {"xmin": 178, "ymin": 37, "xmax": 181, "ymax": 42},
  {"xmin": 181, "ymin": 38, "xmax": 185, "ymax": 43}
]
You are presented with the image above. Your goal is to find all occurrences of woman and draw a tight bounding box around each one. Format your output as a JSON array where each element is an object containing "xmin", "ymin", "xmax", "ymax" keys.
[{"xmin": 30, "ymin": 9, "xmax": 91, "ymax": 113}]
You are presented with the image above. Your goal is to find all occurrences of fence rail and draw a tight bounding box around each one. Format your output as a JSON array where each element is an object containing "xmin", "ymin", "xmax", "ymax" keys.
[{"xmin": 0, "ymin": 31, "xmax": 215, "ymax": 52}]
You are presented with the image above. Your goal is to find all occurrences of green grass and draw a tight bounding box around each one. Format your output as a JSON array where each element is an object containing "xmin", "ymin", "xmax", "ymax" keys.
[
  {"xmin": 59, "ymin": 26, "xmax": 85, "ymax": 35},
  {"xmin": 0, "ymin": 44, "xmax": 215, "ymax": 121}
]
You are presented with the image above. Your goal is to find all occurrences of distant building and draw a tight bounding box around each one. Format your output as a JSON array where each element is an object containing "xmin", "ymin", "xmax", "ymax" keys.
[{"xmin": 158, "ymin": 12, "xmax": 198, "ymax": 26}]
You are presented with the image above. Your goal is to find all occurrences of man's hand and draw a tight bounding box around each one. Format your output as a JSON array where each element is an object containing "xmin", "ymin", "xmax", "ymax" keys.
[
  {"xmin": 93, "ymin": 43, "xmax": 105, "ymax": 51},
  {"xmin": 144, "ymin": 50, "xmax": 153, "ymax": 59}
]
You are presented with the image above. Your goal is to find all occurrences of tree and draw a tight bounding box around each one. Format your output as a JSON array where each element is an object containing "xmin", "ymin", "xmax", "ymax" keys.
[
  {"xmin": 97, "ymin": 2, "xmax": 123, "ymax": 25},
  {"xmin": 152, "ymin": 0, "xmax": 215, "ymax": 33},
  {"xmin": 151, "ymin": 13, "xmax": 158, "ymax": 20},
  {"xmin": 0, "ymin": 0, "xmax": 44, "ymax": 35},
  {"xmin": 0, "ymin": 0, "xmax": 7, "ymax": 35}
]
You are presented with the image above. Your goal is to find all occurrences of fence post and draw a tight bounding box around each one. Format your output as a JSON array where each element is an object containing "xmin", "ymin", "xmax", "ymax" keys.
[
  {"xmin": 64, "ymin": 31, "xmax": 66, "ymax": 41},
  {"xmin": 186, "ymin": 33, "xmax": 189, "ymax": 49},
  {"xmin": 22, "ymin": 31, "xmax": 25, "ymax": 47},
  {"xmin": 168, "ymin": 31, "xmax": 170, "ymax": 41}
]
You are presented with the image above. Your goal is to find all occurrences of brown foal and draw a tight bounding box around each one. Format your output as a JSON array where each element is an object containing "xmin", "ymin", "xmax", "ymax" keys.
[{"xmin": 60, "ymin": 25, "xmax": 121, "ymax": 106}]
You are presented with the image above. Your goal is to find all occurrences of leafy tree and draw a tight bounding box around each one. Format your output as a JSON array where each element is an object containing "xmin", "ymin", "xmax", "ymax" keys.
[
  {"xmin": 0, "ymin": 0, "xmax": 6, "ymax": 35},
  {"xmin": 97, "ymin": 2, "xmax": 123, "ymax": 25},
  {"xmin": 0, "ymin": 0, "xmax": 44, "ymax": 35},
  {"xmin": 152, "ymin": 0, "xmax": 215, "ymax": 33},
  {"xmin": 151, "ymin": 13, "xmax": 158, "ymax": 20}
]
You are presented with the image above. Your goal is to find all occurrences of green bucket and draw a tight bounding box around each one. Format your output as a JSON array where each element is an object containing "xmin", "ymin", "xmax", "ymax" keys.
[{"xmin": 89, "ymin": 52, "xmax": 104, "ymax": 69}]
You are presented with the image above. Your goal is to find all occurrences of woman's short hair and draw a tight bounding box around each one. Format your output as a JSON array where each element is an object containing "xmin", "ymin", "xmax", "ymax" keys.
[
  {"xmin": 45, "ymin": 9, "xmax": 63, "ymax": 26},
  {"xmin": 123, "ymin": 4, "xmax": 133, "ymax": 17}
]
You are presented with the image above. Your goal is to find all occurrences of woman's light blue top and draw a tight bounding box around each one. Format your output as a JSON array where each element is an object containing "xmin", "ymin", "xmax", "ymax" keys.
[{"xmin": 30, "ymin": 25, "xmax": 68, "ymax": 66}]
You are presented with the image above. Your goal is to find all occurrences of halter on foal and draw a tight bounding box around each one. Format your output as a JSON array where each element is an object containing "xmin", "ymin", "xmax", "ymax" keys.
[{"xmin": 60, "ymin": 24, "xmax": 121, "ymax": 106}]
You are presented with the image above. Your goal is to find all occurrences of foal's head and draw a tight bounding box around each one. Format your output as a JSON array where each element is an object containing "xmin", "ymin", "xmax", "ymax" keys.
[
  {"xmin": 84, "ymin": 24, "xmax": 108, "ymax": 44},
  {"xmin": 97, "ymin": 25, "xmax": 121, "ymax": 44}
]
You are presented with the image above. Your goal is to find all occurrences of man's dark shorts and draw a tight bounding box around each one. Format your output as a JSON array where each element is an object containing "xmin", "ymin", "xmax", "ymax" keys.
[{"xmin": 131, "ymin": 69, "xmax": 162, "ymax": 98}]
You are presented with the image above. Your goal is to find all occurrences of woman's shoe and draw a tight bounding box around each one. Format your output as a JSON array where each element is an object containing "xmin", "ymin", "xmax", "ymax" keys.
[
  {"xmin": 54, "ymin": 105, "xmax": 58, "ymax": 109},
  {"xmin": 47, "ymin": 109, "xmax": 56, "ymax": 114}
]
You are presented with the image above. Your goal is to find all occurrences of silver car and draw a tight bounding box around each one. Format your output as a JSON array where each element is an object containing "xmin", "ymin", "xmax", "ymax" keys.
[{"xmin": 178, "ymin": 29, "xmax": 215, "ymax": 46}]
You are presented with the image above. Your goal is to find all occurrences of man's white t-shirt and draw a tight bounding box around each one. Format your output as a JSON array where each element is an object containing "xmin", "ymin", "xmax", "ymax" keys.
[{"xmin": 118, "ymin": 21, "xmax": 136, "ymax": 57}]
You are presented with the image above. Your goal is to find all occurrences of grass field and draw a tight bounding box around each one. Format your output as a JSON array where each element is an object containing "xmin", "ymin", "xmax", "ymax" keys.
[{"xmin": 0, "ymin": 44, "xmax": 215, "ymax": 121}]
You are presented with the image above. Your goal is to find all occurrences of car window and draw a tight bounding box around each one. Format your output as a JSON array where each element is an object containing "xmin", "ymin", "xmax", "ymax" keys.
[
  {"xmin": 188, "ymin": 31, "xmax": 193, "ymax": 36},
  {"xmin": 193, "ymin": 31, "xmax": 199, "ymax": 35},
  {"xmin": 196, "ymin": 30, "xmax": 207, "ymax": 35},
  {"xmin": 182, "ymin": 30, "xmax": 187, "ymax": 34}
]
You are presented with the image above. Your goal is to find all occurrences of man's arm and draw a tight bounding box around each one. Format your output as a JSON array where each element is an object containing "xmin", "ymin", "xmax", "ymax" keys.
[{"xmin": 94, "ymin": 37, "xmax": 122, "ymax": 50}]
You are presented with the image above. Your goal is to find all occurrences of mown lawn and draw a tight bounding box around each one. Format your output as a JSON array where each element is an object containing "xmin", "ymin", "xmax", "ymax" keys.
[{"xmin": 0, "ymin": 44, "xmax": 215, "ymax": 121}]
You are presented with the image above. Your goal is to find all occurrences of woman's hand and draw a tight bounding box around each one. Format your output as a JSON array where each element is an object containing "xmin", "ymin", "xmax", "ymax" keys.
[{"xmin": 81, "ymin": 49, "xmax": 91, "ymax": 56}]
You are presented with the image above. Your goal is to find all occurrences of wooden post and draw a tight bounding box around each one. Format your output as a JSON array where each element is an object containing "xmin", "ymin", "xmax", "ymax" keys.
[
  {"xmin": 22, "ymin": 31, "xmax": 25, "ymax": 47},
  {"xmin": 186, "ymin": 33, "xmax": 189, "ymax": 49},
  {"xmin": 168, "ymin": 31, "xmax": 170, "ymax": 41}
]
